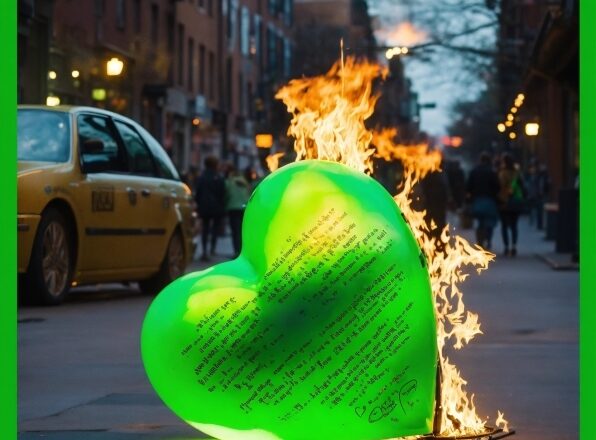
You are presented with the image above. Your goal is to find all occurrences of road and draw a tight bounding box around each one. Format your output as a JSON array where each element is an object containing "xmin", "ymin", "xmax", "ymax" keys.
[{"xmin": 18, "ymin": 221, "xmax": 578, "ymax": 440}]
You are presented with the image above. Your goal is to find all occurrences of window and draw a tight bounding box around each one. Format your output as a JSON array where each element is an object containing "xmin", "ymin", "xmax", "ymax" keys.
[
  {"xmin": 18, "ymin": 110, "xmax": 70, "ymax": 163},
  {"xmin": 208, "ymin": 51, "xmax": 215, "ymax": 100},
  {"xmin": 136, "ymin": 125, "xmax": 180, "ymax": 180},
  {"xmin": 188, "ymin": 38, "xmax": 194, "ymax": 92},
  {"xmin": 116, "ymin": 0, "xmax": 126, "ymax": 29},
  {"xmin": 151, "ymin": 4, "xmax": 159, "ymax": 44},
  {"xmin": 177, "ymin": 24, "xmax": 184, "ymax": 85},
  {"xmin": 241, "ymin": 7, "xmax": 249, "ymax": 56},
  {"xmin": 199, "ymin": 44, "xmax": 205, "ymax": 94},
  {"xmin": 114, "ymin": 120, "xmax": 156, "ymax": 176},
  {"xmin": 78, "ymin": 114, "xmax": 127, "ymax": 173},
  {"xmin": 133, "ymin": 0, "xmax": 142, "ymax": 33}
]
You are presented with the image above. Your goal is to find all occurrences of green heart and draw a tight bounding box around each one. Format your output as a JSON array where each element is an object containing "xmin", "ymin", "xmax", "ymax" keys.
[{"xmin": 142, "ymin": 160, "xmax": 437, "ymax": 440}]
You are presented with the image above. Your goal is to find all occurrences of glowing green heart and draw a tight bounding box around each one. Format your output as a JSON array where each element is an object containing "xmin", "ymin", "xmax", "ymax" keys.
[{"xmin": 142, "ymin": 160, "xmax": 437, "ymax": 440}]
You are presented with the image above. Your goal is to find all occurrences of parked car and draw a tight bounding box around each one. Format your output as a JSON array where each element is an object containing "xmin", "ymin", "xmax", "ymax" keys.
[{"xmin": 17, "ymin": 105, "xmax": 197, "ymax": 304}]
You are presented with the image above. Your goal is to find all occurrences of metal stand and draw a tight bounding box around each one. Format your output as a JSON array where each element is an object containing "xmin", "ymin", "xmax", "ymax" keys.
[{"xmin": 424, "ymin": 357, "xmax": 516, "ymax": 440}]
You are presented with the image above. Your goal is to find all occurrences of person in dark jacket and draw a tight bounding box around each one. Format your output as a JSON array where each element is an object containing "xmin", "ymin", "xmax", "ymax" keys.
[
  {"xmin": 194, "ymin": 156, "xmax": 226, "ymax": 261},
  {"xmin": 466, "ymin": 152, "xmax": 500, "ymax": 250}
]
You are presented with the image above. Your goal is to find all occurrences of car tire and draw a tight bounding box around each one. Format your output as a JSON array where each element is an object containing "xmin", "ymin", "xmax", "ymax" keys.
[
  {"xmin": 25, "ymin": 208, "xmax": 74, "ymax": 305},
  {"xmin": 140, "ymin": 230, "xmax": 186, "ymax": 296}
]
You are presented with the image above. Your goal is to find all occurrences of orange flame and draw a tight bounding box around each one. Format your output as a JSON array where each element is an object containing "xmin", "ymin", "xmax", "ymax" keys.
[
  {"xmin": 275, "ymin": 58, "xmax": 387, "ymax": 174},
  {"xmin": 266, "ymin": 152, "xmax": 286, "ymax": 172},
  {"xmin": 276, "ymin": 57, "xmax": 508, "ymax": 437}
]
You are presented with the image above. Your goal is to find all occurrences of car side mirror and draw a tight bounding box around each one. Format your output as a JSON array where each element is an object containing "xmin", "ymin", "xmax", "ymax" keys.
[{"xmin": 81, "ymin": 138, "xmax": 105, "ymax": 155}]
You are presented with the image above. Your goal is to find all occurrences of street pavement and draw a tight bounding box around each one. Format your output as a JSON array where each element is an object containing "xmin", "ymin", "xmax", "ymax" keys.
[{"xmin": 18, "ymin": 219, "xmax": 578, "ymax": 440}]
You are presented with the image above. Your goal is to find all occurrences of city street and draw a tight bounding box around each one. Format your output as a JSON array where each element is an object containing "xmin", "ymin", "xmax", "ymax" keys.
[{"xmin": 18, "ymin": 219, "xmax": 578, "ymax": 440}]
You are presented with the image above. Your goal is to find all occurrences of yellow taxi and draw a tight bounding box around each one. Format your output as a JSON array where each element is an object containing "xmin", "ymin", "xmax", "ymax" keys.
[{"xmin": 18, "ymin": 105, "xmax": 197, "ymax": 305}]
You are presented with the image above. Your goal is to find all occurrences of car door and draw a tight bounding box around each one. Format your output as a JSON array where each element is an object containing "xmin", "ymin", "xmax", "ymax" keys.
[
  {"xmin": 73, "ymin": 112, "xmax": 147, "ymax": 273},
  {"xmin": 112, "ymin": 118, "xmax": 176, "ymax": 269}
]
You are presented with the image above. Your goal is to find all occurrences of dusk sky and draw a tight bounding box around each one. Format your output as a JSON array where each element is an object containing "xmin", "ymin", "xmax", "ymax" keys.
[{"xmin": 369, "ymin": 0, "xmax": 497, "ymax": 136}]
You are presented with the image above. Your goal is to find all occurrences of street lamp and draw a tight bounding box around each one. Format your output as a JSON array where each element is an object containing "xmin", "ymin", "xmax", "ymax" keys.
[
  {"xmin": 525, "ymin": 122, "xmax": 539, "ymax": 136},
  {"xmin": 497, "ymin": 123, "xmax": 506, "ymax": 133},
  {"xmin": 106, "ymin": 57, "xmax": 124, "ymax": 76}
]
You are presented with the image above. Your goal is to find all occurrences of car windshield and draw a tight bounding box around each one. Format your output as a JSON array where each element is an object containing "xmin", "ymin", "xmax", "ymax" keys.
[{"xmin": 18, "ymin": 109, "xmax": 71, "ymax": 162}]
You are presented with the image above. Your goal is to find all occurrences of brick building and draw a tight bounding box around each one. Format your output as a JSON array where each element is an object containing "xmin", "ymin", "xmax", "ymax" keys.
[{"xmin": 18, "ymin": 0, "xmax": 294, "ymax": 174}]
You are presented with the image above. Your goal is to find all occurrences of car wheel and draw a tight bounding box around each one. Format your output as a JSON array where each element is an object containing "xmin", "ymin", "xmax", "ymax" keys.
[
  {"xmin": 25, "ymin": 208, "xmax": 73, "ymax": 305},
  {"xmin": 140, "ymin": 230, "xmax": 185, "ymax": 296}
]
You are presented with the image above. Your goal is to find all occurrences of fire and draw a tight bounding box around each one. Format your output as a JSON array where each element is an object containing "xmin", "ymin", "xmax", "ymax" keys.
[
  {"xmin": 265, "ymin": 152, "xmax": 285, "ymax": 172},
  {"xmin": 276, "ymin": 58, "xmax": 509, "ymax": 437}
]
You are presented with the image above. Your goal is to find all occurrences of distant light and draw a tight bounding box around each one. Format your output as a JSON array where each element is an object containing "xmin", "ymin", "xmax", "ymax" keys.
[
  {"xmin": 192, "ymin": 117, "xmax": 201, "ymax": 126},
  {"xmin": 385, "ymin": 49, "xmax": 394, "ymax": 60},
  {"xmin": 450, "ymin": 136, "xmax": 463, "ymax": 148},
  {"xmin": 505, "ymin": 120, "xmax": 513, "ymax": 127},
  {"xmin": 106, "ymin": 57, "xmax": 124, "ymax": 76},
  {"xmin": 517, "ymin": 93, "xmax": 525, "ymax": 101},
  {"xmin": 511, "ymin": 107, "xmax": 517, "ymax": 113},
  {"xmin": 48, "ymin": 71, "xmax": 57, "ymax": 80},
  {"xmin": 507, "ymin": 114, "xmax": 513, "ymax": 121},
  {"xmin": 255, "ymin": 133, "xmax": 273, "ymax": 148},
  {"xmin": 509, "ymin": 132, "xmax": 517, "ymax": 140},
  {"xmin": 46, "ymin": 96, "xmax": 60, "ymax": 106},
  {"xmin": 92, "ymin": 88, "xmax": 107, "ymax": 101},
  {"xmin": 497, "ymin": 123, "xmax": 506, "ymax": 133},
  {"xmin": 525, "ymin": 122, "xmax": 539, "ymax": 136},
  {"xmin": 401, "ymin": 47, "xmax": 409, "ymax": 54},
  {"xmin": 71, "ymin": 70, "xmax": 80, "ymax": 78}
]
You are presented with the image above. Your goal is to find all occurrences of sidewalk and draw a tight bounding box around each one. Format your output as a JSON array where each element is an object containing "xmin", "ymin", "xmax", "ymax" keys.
[{"xmin": 18, "ymin": 219, "xmax": 578, "ymax": 440}]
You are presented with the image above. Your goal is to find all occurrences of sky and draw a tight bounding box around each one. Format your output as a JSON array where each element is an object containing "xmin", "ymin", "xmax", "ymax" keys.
[{"xmin": 368, "ymin": 0, "xmax": 497, "ymax": 136}]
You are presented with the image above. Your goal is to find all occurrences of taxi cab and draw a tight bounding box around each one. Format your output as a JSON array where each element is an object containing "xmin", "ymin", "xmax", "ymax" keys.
[{"xmin": 18, "ymin": 105, "xmax": 197, "ymax": 305}]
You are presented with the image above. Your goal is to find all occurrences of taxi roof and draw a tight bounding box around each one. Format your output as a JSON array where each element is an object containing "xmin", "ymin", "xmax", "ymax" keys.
[{"xmin": 18, "ymin": 105, "xmax": 129, "ymax": 120}]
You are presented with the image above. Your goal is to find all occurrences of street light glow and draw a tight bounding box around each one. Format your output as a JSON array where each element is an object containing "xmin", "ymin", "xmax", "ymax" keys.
[
  {"xmin": 385, "ymin": 46, "xmax": 408, "ymax": 60},
  {"xmin": 507, "ymin": 114, "xmax": 513, "ymax": 121},
  {"xmin": 509, "ymin": 132, "xmax": 517, "ymax": 140},
  {"xmin": 71, "ymin": 70, "xmax": 80, "ymax": 78},
  {"xmin": 107, "ymin": 57, "xmax": 124, "ymax": 76},
  {"xmin": 525, "ymin": 122, "xmax": 540, "ymax": 136},
  {"xmin": 401, "ymin": 47, "xmax": 409, "ymax": 54},
  {"xmin": 48, "ymin": 71, "xmax": 57, "ymax": 80},
  {"xmin": 505, "ymin": 120, "xmax": 513, "ymax": 127},
  {"xmin": 46, "ymin": 96, "xmax": 60, "ymax": 106},
  {"xmin": 517, "ymin": 93, "xmax": 525, "ymax": 101},
  {"xmin": 511, "ymin": 107, "xmax": 517, "ymax": 113},
  {"xmin": 497, "ymin": 123, "xmax": 506, "ymax": 133},
  {"xmin": 192, "ymin": 117, "xmax": 201, "ymax": 126}
]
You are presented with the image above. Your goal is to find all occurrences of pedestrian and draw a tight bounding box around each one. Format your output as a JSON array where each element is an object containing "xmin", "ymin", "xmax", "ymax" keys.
[
  {"xmin": 498, "ymin": 153, "xmax": 526, "ymax": 256},
  {"xmin": 225, "ymin": 165, "xmax": 251, "ymax": 258},
  {"xmin": 466, "ymin": 152, "xmax": 500, "ymax": 250},
  {"xmin": 420, "ymin": 163, "xmax": 452, "ymax": 244},
  {"xmin": 194, "ymin": 156, "xmax": 226, "ymax": 261},
  {"xmin": 445, "ymin": 159, "xmax": 466, "ymax": 210}
]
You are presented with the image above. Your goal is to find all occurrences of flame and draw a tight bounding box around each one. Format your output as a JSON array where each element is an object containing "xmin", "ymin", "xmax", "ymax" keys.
[
  {"xmin": 275, "ymin": 58, "xmax": 387, "ymax": 174},
  {"xmin": 276, "ymin": 57, "xmax": 508, "ymax": 437},
  {"xmin": 266, "ymin": 152, "xmax": 285, "ymax": 172},
  {"xmin": 376, "ymin": 21, "xmax": 428, "ymax": 48}
]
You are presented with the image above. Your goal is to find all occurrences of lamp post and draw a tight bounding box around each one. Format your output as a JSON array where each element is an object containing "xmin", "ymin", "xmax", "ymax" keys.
[{"xmin": 525, "ymin": 122, "xmax": 540, "ymax": 164}]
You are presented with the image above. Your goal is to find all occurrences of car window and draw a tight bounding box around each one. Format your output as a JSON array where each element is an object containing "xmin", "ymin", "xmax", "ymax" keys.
[
  {"xmin": 78, "ymin": 114, "xmax": 127, "ymax": 173},
  {"xmin": 114, "ymin": 120, "xmax": 157, "ymax": 177},
  {"xmin": 18, "ymin": 110, "xmax": 70, "ymax": 162},
  {"xmin": 135, "ymin": 125, "xmax": 181, "ymax": 181}
]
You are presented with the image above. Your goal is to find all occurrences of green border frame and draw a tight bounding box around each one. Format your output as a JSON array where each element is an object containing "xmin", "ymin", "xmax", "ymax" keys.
[
  {"xmin": 0, "ymin": 3, "xmax": 590, "ymax": 440},
  {"xmin": 580, "ymin": 1, "xmax": 594, "ymax": 439},
  {"xmin": 1, "ymin": 2, "xmax": 17, "ymax": 440}
]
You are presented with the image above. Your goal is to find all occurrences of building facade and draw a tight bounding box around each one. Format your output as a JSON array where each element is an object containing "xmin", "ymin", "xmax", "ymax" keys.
[{"xmin": 18, "ymin": 0, "xmax": 294, "ymax": 174}]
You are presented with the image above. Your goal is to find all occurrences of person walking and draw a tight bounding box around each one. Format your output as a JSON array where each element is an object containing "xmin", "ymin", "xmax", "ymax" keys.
[
  {"xmin": 498, "ymin": 153, "xmax": 526, "ymax": 256},
  {"xmin": 466, "ymin": 152, "xmax": 500, "ymax": 250},
  {"xmin": 225, "ymin": 165, "xmax": 251, "ymax": 258},
  {"xmin": 194, "ymin": 156, "xmax": 226, "ymax": 261}
]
